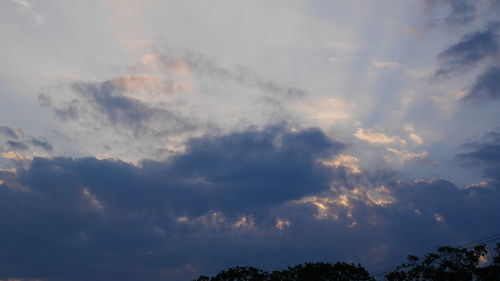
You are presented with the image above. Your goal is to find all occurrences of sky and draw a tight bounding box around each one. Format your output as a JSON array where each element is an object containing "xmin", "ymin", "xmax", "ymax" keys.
[{"xmin": 1, "ymin": 0, "xmax": 500, "ymax": 280}]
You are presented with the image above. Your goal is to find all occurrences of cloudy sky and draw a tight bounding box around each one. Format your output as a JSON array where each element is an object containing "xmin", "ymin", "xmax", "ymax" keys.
[{"xmin": 1, "ymin": 0, "xmax": 500, "ymax": 280}]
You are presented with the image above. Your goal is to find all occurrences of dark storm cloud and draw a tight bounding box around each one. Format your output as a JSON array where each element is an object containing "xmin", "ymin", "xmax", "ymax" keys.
[
  {"xmin": 457, "ymin": 130, "xmax": 500, "ymax": 183},
  {"xmin": 156, "ymin": 49, "xmax": 306, "ymax": 99},
  {"xmin": 19, "ymin": 125, "xmax": 342, "ymax": 216},
  {"xmin": 434, "ymin": 21, "xmax": 500, "ymax": 77},
  {"xmin": 0, "ymin": 125, "xmax": 345, "ymax": 280},
  {"xmin": 0, "ymin": 126, "xmax": 19, "ymax": 139},
  {"xmin": 1, "ymin": 126, "xmax": 500, "ymax": 281},
  {"xmin": 30, "ymin": 138, "xmax": 53, "ymax": 152},
  {"xmin": 462, "ymin": 66, "xmax": 500, "ymax": 102},
  {"xmin": 70, "ymin": 80, "xmax": 197, "ymax": 136},
  {"xmin": 6, "ymin": 140, "xmax": 29, "ymax": 151}
]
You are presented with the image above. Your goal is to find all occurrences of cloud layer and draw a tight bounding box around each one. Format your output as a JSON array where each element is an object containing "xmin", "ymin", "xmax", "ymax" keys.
[{"xmin": 1, "ymin": 126, "xmax": 499, "ymax": 281}]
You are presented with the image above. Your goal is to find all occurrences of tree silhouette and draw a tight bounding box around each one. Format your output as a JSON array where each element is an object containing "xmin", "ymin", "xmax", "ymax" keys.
[
  {"xmin": 193, "ymin": 262, "xmax": 373, "ymax": 281},
  {"xmin": 475, "ymin": 243, "xmax": 500, "ymax": 280},
  {"xmin": 268, "ymin": 262, "xmax": 374, "ymax": 281},
  {"xmin": 194, "ymin": 266, "xmax": 268, "ymax": 281},
  {"xmin": 385, "ymin": 244, "xmax": 500, "ymax": 281},
  {"xmin": 194, "ymin": 244, "xmax": 500, "ymax": 281}
]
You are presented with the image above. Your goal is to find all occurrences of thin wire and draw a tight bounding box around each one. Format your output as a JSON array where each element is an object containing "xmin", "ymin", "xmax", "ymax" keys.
[{"xmin": 458, "ymin": 233, "xmax": 500, "ymax": 248}]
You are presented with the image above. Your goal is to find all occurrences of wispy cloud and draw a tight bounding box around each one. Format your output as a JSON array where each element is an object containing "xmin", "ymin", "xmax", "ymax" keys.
[
  {"xmin": 423, "ymin": 0, "xmax": 478, "ymax": 25},
  {"xmin": 9, "ymin": 0, "xmax": 44, "ymax": 27},
  {"xmin": 0, "ymin": 126, "xmax": 20, "ymax": 140},
  {"xmin": 434, "ymin": 21, "xmax": 500, "ymax": 78},
  {"xmin": 149, "ymin": 49, "xmax": 308, "ymax": 99},
  {"xmin": 462, "ymin": 66, "xmax": 500, "ymax": 102},
  {"xmin": 354, "ymin": 128, "xmax": 406, "ymax": 145}
]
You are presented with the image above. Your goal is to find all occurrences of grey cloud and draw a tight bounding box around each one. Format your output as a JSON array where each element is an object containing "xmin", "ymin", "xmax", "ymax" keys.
[
  {"xmin": 72, "ymin": 81, "xmax": 154, "ymax": 131},
  {"xmin": 1, "ymin": 126, "xmax": 500, "ymax": 281},
  {"xmin": 435, "ymin": 21, "xmax": 500, "ymax": 77},
  {"xmin": 39, "ymin": 93, "xmax": 79, "ymax": 121},
  {"xmin": 0, "ymin": 126, "xmax": 346, "ymax": 280},
  {"xmin": 38, "ymin": 93, "xmax": 52, "ymax": 107},
  {"xmin": 424, "ymin": 0, "xmax": 477, "ymax": 25},
  {"xmin": 30, "ymin": 138, "xmax": 53, "ymax": 152},
  {"xmin": 444, "ymin": 0, "xmax": 476, "ymax": 24},
  {"xmin": 157, "ymin": 49, "xmax": 306, "ymax": 99},
  {"xmin": 54, "ymin": 101, "xmax": 80, "ymax": 121},
  {"xmin": 0, "ymin": 126, "xmax": 54, "ymax": 158},
  {"xmin": 6, "ymin": 140, "xmax": 29, "ymax": 151},
  {"xmin": 462, "ymin": 66, "xmax": 500, "ymax": 102},
  {"xmin": 386, "ymin": 179, "xmax": 500, "ymax": 249},
  {"xmin": 457, "ymin": 130, "xmax": 500, "ymax": 183},
  {"xmin": 423, "ymin": 0, "xmax": 500, "ymax": 26},
  {"xmin": 0, "ymin": 126, "xmax": 19, "ymax": 139},
  {"xmin": 69, "ymin": 80, "xmax": 197, "ymax": 137}
]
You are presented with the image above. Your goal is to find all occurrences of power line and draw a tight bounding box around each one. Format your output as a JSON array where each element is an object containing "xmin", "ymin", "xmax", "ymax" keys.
[
  {"xmin": 369, "ymin": 233, "xmax": 500, "ymax": 278},
  {"xmin": 458, "ymin": 233, "xmax": 500, "ymax": 249}
]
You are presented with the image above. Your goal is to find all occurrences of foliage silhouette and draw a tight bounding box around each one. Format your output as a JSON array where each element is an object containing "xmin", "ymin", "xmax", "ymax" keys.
[
  {"xmin": 194, "ymin": 244, "xmax": 500, "ymax": 281},
  {"xmin": 268, "ymin": 262, "xmax": 375, "ymax": 281},
  {"xmin": 385, "ymin": 244, "xmax": 500, "ymax": 281},
  {"xmin": 193, "ymin": 262, "xmax": 374, "ymax": 281}
]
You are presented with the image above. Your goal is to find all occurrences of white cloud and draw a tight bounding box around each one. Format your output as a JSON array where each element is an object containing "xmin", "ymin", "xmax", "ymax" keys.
[
  {"xmin": 1, "ymin": 151, "xmax": 26, "ymax": 161},
  {"xmin": 354, "ymin": 128, "xmax": 406, "ymax": 145},
  {"xmin": 385, "ymin": 148, "xmax": 429, "ymax": 163},
  {"xmin": 372, "ymin": 60, "xmax": 401, "ymax": 70},
  {"xmin": 319, "ymin": 154, "xmax": 362, "ymax": 174},
  {"xmin": 409, "ymin": 133, "xmax": 424, "ymax": 145},
  {"xmin": 404, "ymin": 124, "xmax": 425, "ymax": 145}
]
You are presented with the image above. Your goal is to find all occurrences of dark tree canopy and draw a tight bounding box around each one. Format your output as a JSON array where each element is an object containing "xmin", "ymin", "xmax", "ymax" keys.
[
  {"xmin": 194, "ymin": 262, "xmax": 373, "ymax": 281},
  {"xmin": 195, "ymin": 244, "xmax": 500, "ymax": 281},
  {"xmin": 385, "ymin": 244, "xmax": 500, "ymax": 281},
  {"xmin": 268, "ymin": 262, "xmax": 374, "ymax": 281}
]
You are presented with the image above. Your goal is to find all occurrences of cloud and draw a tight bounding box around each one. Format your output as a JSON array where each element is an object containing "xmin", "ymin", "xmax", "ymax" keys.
[
  {"xmin": 462, "ymin": 66, "xmax": 500, "ymax": 102},
  {"xmin": 6, "ymin": 140, "xmax": 29, "ymax": 151},
  {"xmin": 434, "ymin": 21, "xmax": 500, "ymax": 77},
  {"xmin": 291, "ymin": 98, "xmax": 353, "ymax": 127},
  {"xmin": 0, "ymin": 126, "xmax": 346, "ymax": 280},
  {"xmin": 151, "ymin": 49, "xmax": 307, "ymax": 99},
  {"xmin": 1, "ymin": 151, "xmax": 26, "ymax": 161},
  {"xmin": 0, "ymin": 126, "xmax": 20, "ymax": 139},
  {"xmin": 403, "ymin": 125, "xmax": 424, "ymax": 146},
  {"xmin": 30, "ymin": 138, "xmax": 53, "ymax": 152},
  {"xmin": 0, "ymin": 126, "xmax": 500, "ymax": 280},
  {"xmin": 5, "ymin": 125, "xmax": 343, "ymax": 216},
  {"xmin": 385, "ymin": 148, "xmax": 430, "ymax": 164},
  {"xmin": 108, "ymin": 75, "xmax": 192, "ymax": 95},
  {"xmin": 9, "ymin": 0, "xmax": 44, "ymax": 27},
  {"xmin": 0, "ymin": 127, "xmax": 53, "ymax": 164},
  {"xmin": 457, "ymin": 130, "xmax": 500, "ymax": 183},
  {"xmin": 68, "ymin": 80, "xmax": 197, "ymax": 137},
  {"xmin": 372, "ymin": 60, "xmax": 401, "ymax": 70},
  {"xmin": 424, "ymin": 0, "xmax": 477, "ymax": 25},
  {"xmin": 354, "ymin": 128, "xmax": 406, "ymax": 145},
  {"xmin": 421, "ymin": 0, "xmax": 500, "ymax": 26},
  {"xmin": 319, "ymin": 154, "xmax": 362, "ymax": 174}
]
